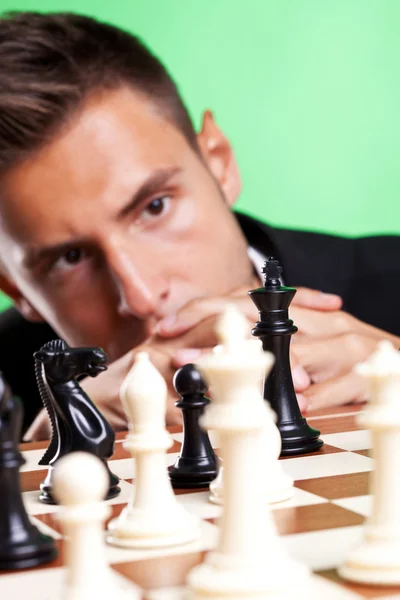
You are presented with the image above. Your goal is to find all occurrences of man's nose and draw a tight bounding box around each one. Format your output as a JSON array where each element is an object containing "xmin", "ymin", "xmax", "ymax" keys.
[{"xmin": 107, "ymin": 245, "xmax": 169, "ymax": 319}]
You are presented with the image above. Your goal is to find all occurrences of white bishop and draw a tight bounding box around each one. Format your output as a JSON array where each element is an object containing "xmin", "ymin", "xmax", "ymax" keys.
[{"xmin": 107, "ymin": 352, "xmax": 200, "ymax": 548}]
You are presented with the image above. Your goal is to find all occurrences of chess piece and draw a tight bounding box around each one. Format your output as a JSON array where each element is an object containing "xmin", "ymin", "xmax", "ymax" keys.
[
  {"xmin": 249, "ymin": 257, "xmax": 323, "ymax": 455},
  {"xmin": 340, "ymin": 341, "xmax": 400, "ymax": 585},
  {"xmin": 107, "ymin": 352, "xmax": 201, "ymax": 548},
  {"xmin": 188, "ymin": 306, "xmax": 311, "ymax": 599},
  {"xmin": 169, "ymin": 364, "xmax": 218, "ymax": 488},
  {"xmin": 34, "ymin": 339, "xmax": 120, "ymax": 503},
  {"xmin": 209, "ymin": 410, "xmax": 293, "ymax": 506},
  {"xmin": 53, "ymin": 452, "xmax": 139, "ymax": 600},
  {"xmin": 0, "ymin": 373, "xmax": 57, "ymax": 570}
]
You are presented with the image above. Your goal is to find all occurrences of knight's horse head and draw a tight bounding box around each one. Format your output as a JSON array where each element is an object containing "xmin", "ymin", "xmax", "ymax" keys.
[{"xmin": 34, "ymin": 339, "xmax": 108, "ymax": 384}]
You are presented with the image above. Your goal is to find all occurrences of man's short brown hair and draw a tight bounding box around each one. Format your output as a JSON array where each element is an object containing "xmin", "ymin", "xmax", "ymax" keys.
[{"xmin": 0, "ymin": 12, "xmax": 198, "ymax": 175}]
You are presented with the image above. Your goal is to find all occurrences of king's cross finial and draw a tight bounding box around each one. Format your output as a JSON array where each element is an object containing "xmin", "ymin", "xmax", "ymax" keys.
[{"xmin": 262, "ymin": 257, "xmax": 282, "ymax": 288}]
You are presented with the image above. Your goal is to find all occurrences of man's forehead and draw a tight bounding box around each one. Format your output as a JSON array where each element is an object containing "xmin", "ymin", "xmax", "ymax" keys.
[{"xmin": 0, "ymin": 87, "xmax": 194, "ymax": 242}]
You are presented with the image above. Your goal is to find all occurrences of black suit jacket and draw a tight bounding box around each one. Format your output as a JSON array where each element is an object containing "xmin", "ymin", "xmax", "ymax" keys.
[{"xmin": 1, "ymin": 211, "xmax": 399, "ymax": 431}]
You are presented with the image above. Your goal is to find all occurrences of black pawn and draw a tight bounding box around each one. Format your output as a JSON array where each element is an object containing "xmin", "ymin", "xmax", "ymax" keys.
[
  {"xmin": 249, "ymin": 257, "xmax": 323, "ymax": 456},
  {"xmin": 169, "ymin": 364, "xmax": 218, "ymax": 488},
  {"xmin": 0, "ymin": 374, "xmax": 57, "ymax": 570}
]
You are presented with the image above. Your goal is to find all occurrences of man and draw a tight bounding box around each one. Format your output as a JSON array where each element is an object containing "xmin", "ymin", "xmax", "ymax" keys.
[{"xmin": 0, "ymin": 12, "xmax": 399, "ymax": 439}]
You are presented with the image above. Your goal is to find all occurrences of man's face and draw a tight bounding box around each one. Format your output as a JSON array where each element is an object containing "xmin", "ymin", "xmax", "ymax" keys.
[{"xmin": 0, "ymin": 87, "xmax": 253, "ymax": 360}]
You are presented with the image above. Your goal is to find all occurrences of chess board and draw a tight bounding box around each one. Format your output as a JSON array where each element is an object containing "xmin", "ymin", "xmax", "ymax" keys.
[{"xmin": 1, "ymin": 404, "xmax": 398, "ymax": 600}]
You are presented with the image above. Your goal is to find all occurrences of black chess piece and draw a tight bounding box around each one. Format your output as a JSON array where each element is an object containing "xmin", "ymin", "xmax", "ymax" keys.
[
  {"xmin": 0, "ymin": 373, "xmax": 57, "ymax": 569},
  {"xmin": 249, "ymin": 257, "xmax": 323, "ymax": 456},
  {"xmin": 34, "ymin": 339, "xmax": 120, "ymax": 503},
  {"xmin": 169, "ymin": 364, "xmax": 218, "ymax": 488}
]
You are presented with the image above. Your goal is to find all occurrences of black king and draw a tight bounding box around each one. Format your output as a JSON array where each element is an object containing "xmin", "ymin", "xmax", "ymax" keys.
[{"xmin": 249, "ymin": 257, "xmax": 323, "ymax": 455}]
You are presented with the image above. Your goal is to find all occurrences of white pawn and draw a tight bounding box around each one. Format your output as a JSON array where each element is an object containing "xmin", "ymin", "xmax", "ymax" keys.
[
  {"xmin": 107, "ymin": 352, "xmax": 200, "ymax": 548},
  {"xmin": 188, "ymin": 305, "xmax": 310, "ymax": 599},
  {"xmin": 208, "ymin": 309, "xmax": 293, "ymax": 506},
  {"xmin": 53, "ymin": 452, "xmax": 138, "ymax": 600},
  {"xmin": 340, "ymin": 340, "xmax": 400, "ymax": 585}
]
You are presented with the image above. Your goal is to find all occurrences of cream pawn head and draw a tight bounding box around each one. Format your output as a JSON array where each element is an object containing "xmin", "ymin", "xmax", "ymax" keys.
[
  {"xmin": 356, "ymin": 340, "xmax": 400, "ymax": 378},
  {"xmin": 211, "ymin": 304, "xmax": 274, "ymax": 368},
  {"xmin": 120, "ymin": 352, "xmax": 168, "ymax": 434},
  {"xmin": 52, "ymin": 452, "xmax": 109, "ymax": 506},
  {"xmin": 198, "ymin": 305, "xmax": 274, "ymax": 431},
  {"xmin": 355, "ymin": 340, "xmax": 400, "ymax": 408}
]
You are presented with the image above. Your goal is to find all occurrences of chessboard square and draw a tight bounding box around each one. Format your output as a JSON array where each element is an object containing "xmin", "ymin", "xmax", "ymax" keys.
[
  {"xmin": 333, "ymin": 495, "xmax": 372, "ymax": 518},
  {"xmin": 308, "ymin": 413, "xmax": 362, "ymax": 435},
  {"xmin": 279, "ymin": 443, "xmax": 344, "ymax": 460},
  {"xmin": 322, "ymin": 430, "xmax": 371, "ymax": 452},
  {"xmin": 112, "ymin": 549, "xmax": 204, "ymax": 591},
  {"xmin": 273, "ymin": 486, "xmax": 328, "ymax": 509},
  {"xmin": 20, "ymin": 448, "xmax": 49, "ymax": 472},
  {"xmin": 295, "ymin": 471, "xmax": 370, "ymax": 500},
  {"xmin": 282, "ymin": 451, "xmax": 373, "ymax": 481},
  {"xmin": 20, "ymin": 469, "xmax": 48, "ymax": 493},
  {"xmin": 284, "ymin": 525, "xmax": 364, "ymax": 571},
  {"xmin": 273, "ymin": 502, "xmax": 364, "ymax": 536},
  {"xmin": 0, "ymin": 565, "xmax": 66, "ymax": 599}
]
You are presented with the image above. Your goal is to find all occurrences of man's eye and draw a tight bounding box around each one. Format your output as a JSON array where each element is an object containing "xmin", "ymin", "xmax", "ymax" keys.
[
  {"xmin": 53, "ymin": 248, "xmax": 88, "ymax": 271},
  {"xmin": 141, "ymin": 196, "xmax": 171, "ymax": 220},
  {"xmin": 64, "ymin": 248, "xmax": 85, "ymax": 264}
]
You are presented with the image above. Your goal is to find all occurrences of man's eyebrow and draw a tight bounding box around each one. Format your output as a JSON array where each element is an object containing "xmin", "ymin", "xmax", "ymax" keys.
[
  {"xmin": 23, "ymin": 238, "xmax": 88, "ymax": 270},
  {"xmin": 117, "ymin": 166, "xmax": 182, "ymax": 219}
]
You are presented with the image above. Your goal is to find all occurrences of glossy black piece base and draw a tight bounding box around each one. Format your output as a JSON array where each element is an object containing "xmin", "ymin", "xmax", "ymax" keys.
[
  {"xmin": 169, "ymin": 458, "xmax": 218, "ymax": 489},
  {"xmin": 39, "ymin": 464, "xmax": 121, "ymax": 505},
  {"xmin": 279, "ymin": 418, "xmax": 323, "ymax": 456},
  {"xmin": 0, "ymin": 531, "xmax": 57, "ymax": 570}
]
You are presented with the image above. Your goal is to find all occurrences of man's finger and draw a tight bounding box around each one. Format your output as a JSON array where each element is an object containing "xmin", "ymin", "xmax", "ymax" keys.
[
  {"xmin": 156, "ymin": 295, "xmax": 257, "ymax": 338},
  {"xmin": 293, "ymin": 333, "xmax": 379, "ymax": 383},
  {"xmin": 302, "ymin": 371, "xmax": 369, "ymax": 412},
  {"xmin": 293, "ymin": 288, "xmax": 343, "ymax": 311}
]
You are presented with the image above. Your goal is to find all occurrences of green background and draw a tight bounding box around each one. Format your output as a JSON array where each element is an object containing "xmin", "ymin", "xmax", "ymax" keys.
[{"xmin": 1, "ymin": 0, "xmax": 400, "ymax": 310}]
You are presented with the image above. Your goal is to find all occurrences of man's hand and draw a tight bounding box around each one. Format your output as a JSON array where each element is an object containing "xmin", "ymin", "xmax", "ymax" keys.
[
  {"xmin": 156, "ymin": 286, "xmax": 342, "ymax": 339},
  {"xmin": 155, "ymin": 286, "xmax": 399, "ymax": 413},
  {"xmin": 153, "ymin": 285, "xmax": 342, "ymax": 404},
  {"xmin": 290, "ymin": 307, "xmax": 400, "ymax": 411}
]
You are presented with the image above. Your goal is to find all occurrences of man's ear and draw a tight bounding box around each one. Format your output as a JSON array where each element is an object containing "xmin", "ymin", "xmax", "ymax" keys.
[
  {"xmin": 0, "ymin": 273, "xmax": 45, "ymax": 322},
  {"xmin": 196, "ymin": 110, "xmax": 241, "ymax": 206}
]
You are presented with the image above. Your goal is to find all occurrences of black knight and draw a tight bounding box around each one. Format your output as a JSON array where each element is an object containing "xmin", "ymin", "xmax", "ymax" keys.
[{"xmin": 34, "ymin": 339, "xmax": 120, "ymax": 503}]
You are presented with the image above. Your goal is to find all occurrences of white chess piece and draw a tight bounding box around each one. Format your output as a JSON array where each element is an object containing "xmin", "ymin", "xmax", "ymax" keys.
[
  {"xmin": 209, "ymin": 392, "xmax": 293, "ymax": 505},
  {"xmin": 53, "ymin": 452, "xmax": 138, "ymax": 600},
  {"xmin": 340, "ymin": 340, "xmax": 400, "ymax": 585},
  {"xmin": 188, "ymin": 305, "xmax": 310, "ymax": 599},
  {"xmin": 106, "ymin": 352, "xmax": 201, "ymax": 548}
]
